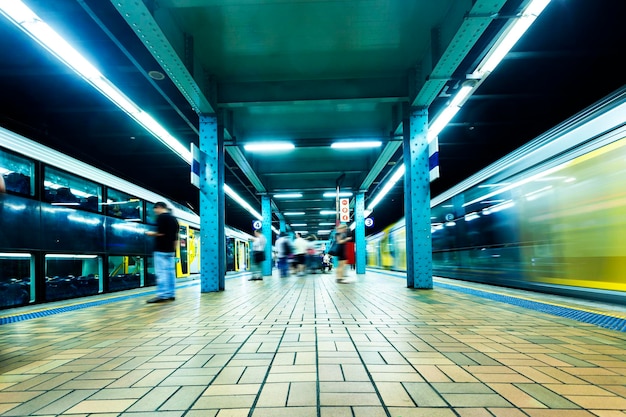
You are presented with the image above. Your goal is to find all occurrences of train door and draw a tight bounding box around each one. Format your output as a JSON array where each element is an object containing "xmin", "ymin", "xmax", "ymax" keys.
[
  {"xmin": 188, "ymin": 228, "xmax": 200, "ymax": 274},
  {"xmin": 176, "ymin": 223, "xmax": 190, "ymax": 278},
  {"xmin": 234, "ymin": 239, "xmax": 249, "ymax": 271}
]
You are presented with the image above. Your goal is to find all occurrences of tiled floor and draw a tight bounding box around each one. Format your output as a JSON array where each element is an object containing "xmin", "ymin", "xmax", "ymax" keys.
[{"xmin": 1, "ymin": 270, "xmax": 625, "ymax": 417}]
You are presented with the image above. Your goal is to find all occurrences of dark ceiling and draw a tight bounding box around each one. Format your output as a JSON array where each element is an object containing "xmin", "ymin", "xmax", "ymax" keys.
[{"xmin": 1, "ymin": 0, "xmax": 624, "ymax": 237}]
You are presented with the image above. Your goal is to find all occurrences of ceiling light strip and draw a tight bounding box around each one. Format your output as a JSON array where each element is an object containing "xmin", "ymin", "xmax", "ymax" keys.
[
  {"xmin": 0, "ymin": 0, "xmax": 192, "ymax": 163},
  {"xmin": 365, "ymin": 0, "xmax": 552, "ymax": 216},
  {"xmin": 330, "ymin": 141, "xmax": 382, "ymax": 149},
  {"xmin": 0, "ymin": 1, "xmax": 270, "ymax": 224},
  {"xmin": 244, "ymin": 142, "xmax": 295, "ymax": 151},
  {"xmin": 224, "ymin": 184, "xmax": 262, "ymax": 221}
]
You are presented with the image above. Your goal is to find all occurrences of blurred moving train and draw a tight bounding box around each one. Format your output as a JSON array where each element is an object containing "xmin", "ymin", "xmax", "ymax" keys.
[
  {"xmin": 0, "ymin": 126, "xmax": 252, "ymax": 310},
  {"xmin": 367, "ymin": 87, "xmax": 626, "ymax": 305}
]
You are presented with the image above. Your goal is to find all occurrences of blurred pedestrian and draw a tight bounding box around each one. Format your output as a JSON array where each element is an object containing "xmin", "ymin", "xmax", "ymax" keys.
[
  {"xmin": 145, "ymin": 202, "xmax": 179, "ymax": 303},
  {"xmin": 249, "ymin": 229, "xmax": 267, "ymax": 280},
  {"xmin": 293, "ymin": 232, "xmax": 308, "ymax": 276},
  {"xmin": 333, "ymin": 223, "xmax": 352, "ymax": 282},
  {"xmin": 275, "ymin": 232, "xmax": 293, "ymax": 277}
]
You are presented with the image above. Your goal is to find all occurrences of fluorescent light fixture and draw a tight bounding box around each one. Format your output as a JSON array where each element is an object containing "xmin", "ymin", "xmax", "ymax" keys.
[
  {"xmin": 45, "ymin": 254, "xmax": 98, "ymax": 259},
  {"xmin": 425, "ymin": 0, "xmax": 550, "ymax": 144},
  {"xmin": 243, "ymin": 142, "xmax": 295, "ymax": 151},
  {"xmin": 320, "ymin": 210, "xmax": 336, "ymax": 215},
  {"xmin": 317, "ymin": 230, "xmax": 332, "ymax": 235},
  {"xmin": 0, "ymin": 1, "xmax": 191, "ymax": 163},
  {"xmin": 274, "ymin": 193, "xmax": 302, "ymax": 198},
  {"xmin": 224, "ymin": 184, "xmax": 263, "ymax": 220},
  {"xmin": 427, "ymin": 83, "xmax": 474, "ymax": 143},
  {"xmin": 330, "ymin": 141, "xmax": 382, "ymax": 149},
  {"xmin": 473, "ymin": 0, "xmax": 551, "ymax": 77},
  {"xmin": 295, "ymin": 230, "xmax": 308, "ymax": 234},
  {"xmin": 367, "ymin": 163, "xmax": 405, "ymax": 211},
  {"xmin": 284, "ymin": 212, "xmax": 305, "ymax": 215},
  {"xmin": 0, "ymin": 0, "xmax": 263, "ymax": 228},
  {"xmin": 449, "ymin": 83, "xmax": 474, "ymax": 108},
  {"xmin": 319, "ymin": 222, "xmax": 335, "ymax": 226},
  {"xmin": 323, "ymin": 191, "xmax": 353, "ymax": 198},
  {"xmin": 0, "ymin": 252, "xmax": 31, "ymax": 258},
  {"xmin": 290, "ymin": 223, "xmax": 307, "ymax": 227}
]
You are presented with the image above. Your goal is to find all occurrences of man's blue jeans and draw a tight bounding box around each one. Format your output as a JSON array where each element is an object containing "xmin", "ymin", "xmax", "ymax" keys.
[
  {"xmin": 154, "ymin": 251, "xmax": 176, "ymax": 298},
  {"xmin": 277, "ymin": 257, "xmax": 289, "ymax": 277}
]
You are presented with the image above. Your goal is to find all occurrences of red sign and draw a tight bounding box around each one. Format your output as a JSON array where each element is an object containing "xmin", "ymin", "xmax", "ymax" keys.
[{"xmin": 339, "ymin": 198, "xmax": 350, "ymax": 222}]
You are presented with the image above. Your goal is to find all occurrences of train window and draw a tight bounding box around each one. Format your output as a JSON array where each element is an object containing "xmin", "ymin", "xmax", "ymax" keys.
[
  {"xmin": 0, "ymin": 148, "xmax": 35, "ymax": 196},
  {"xmin": 0, "ymin": 252, "xmax": 34, "ymax": 308},
  {"xmin": 107, "ymin": 256, "xmax": 143, "ymax": 291},
  {"xmin": 44, "ymin": 254, "xmax": 102, "ymax": 301},
  {"xmin": 43, "ymin": 166, "xmax": 102, "ymax": 212},
  {"xmin": 105, "ymin": 188, "xmax": 143, "ymax": 221}
]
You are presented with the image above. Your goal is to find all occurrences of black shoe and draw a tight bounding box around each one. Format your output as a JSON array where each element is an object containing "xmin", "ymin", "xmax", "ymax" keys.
[
  {"xmin": 167, "ymin": 297, "xmax": 175, "ymax": 301},
  {"xmin": 147, "ymin": 297, "xmax": 168, "ymax": 303}
]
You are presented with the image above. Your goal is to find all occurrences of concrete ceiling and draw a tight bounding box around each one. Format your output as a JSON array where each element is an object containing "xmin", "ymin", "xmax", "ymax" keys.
[{"xmin": 0, "ymin": 0, "xmax": 624, "ymax": 236}]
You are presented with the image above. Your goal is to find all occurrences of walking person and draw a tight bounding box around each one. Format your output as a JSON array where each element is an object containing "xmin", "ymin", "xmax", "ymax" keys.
[
  {"xmin": 145, "ymin": 202, "xmax": 179, "ymax": 303},
  {"xmin": 333, "ymin": 223, "xmax": 352, "ymax": 282},
  {"xmin": 275, "ymin": 232, "xmax": 293, "ymax": 277},
  {"xmin": 293, "ymin": 232, "xmax": 308, "ymax": 276},
  {"xmin": 249, "ymin": 229, "xmax": 267, "ymax": 280}
]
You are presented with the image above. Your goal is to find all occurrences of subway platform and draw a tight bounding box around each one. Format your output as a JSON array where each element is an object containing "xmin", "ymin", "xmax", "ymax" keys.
[{"xmin": 1, "ymin": 270, "xmax": 625, "ymax": 417}]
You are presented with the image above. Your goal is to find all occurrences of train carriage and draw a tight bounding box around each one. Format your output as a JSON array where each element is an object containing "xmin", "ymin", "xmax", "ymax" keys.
[
  {"xmin": 0, "ymin": 126, "xmax": 251, "ymax": 309},
  {"xmin": 367, "ymin": 87, "xmax": 626, "ymax": 305}
]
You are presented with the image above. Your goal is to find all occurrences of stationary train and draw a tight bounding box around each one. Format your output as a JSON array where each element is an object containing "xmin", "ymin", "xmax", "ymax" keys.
[
  {"xmin": 367, "ymin": 87, "xmax": 626, "ymax": 305},
  {"xmin": 0, "ymin": 126, "xmax": 252, "ymax": 310}
]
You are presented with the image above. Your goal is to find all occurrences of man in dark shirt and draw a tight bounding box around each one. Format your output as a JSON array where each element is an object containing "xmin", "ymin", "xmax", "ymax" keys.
[{"xmin": 145, "ymin": 201, "xmax": 179, "ymax": 303}]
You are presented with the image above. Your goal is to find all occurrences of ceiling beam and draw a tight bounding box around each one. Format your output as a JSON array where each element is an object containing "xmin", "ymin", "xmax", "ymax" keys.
[
  {"xmin": 412, "ymin": 0, "xmax": 507, "ymax": 108},
  {"xmin": 109, "ymin": 0, "xmax": 215, "ymax": 115},
  {"xmin": 218, "ymin": 78, "xmax": 407, "ymax": 106},
  {"xmin": 225, "ymin": 146, "xmax": 266, "ymax": 192},
  {"xmin": 358, "ymin": 140, "xmax": 402, "ymax": 191}
]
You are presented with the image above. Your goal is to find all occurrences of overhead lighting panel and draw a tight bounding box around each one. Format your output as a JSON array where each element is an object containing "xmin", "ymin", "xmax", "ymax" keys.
[
  {"xmin": 243, "ymin": 142, "xmax": 295, "ymax": 152},
  {"xmin": 330, "ymin": 141, "xmax": 382, "ymax": 149},
  {"xmin": 323, "ymin": 191, "xmax": 353, "ymax": 198},
  {"xmin": 0, "ymin": 0, "xmax": 191, "ymax": 163},
  {"xmin": 0, "ymin": 1, "xmax": 279, "ymax": 227},
  {"xmin": 473, "ymin": 0, "xmax": 552, "ymax": 77}
]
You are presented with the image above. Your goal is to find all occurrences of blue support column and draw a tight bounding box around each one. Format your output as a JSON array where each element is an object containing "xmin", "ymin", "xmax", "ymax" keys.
[
  {"xmin": 403, "ymin": 107, "xmax": 433, "ymax": 289},
  {"xmin": 199, "ymin": 114, "xmax": 225, "ymax": 292},
  {"xmin": 355, "ymin": 192, "xmax": 366, "ymax": 274},
  {"xmin": 262, "ymin": 195, "xmax": 272, "ymax": 277},
  {"xmin": 279, "ymin": 219, "xmax": 286, "ymax": 233}
]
